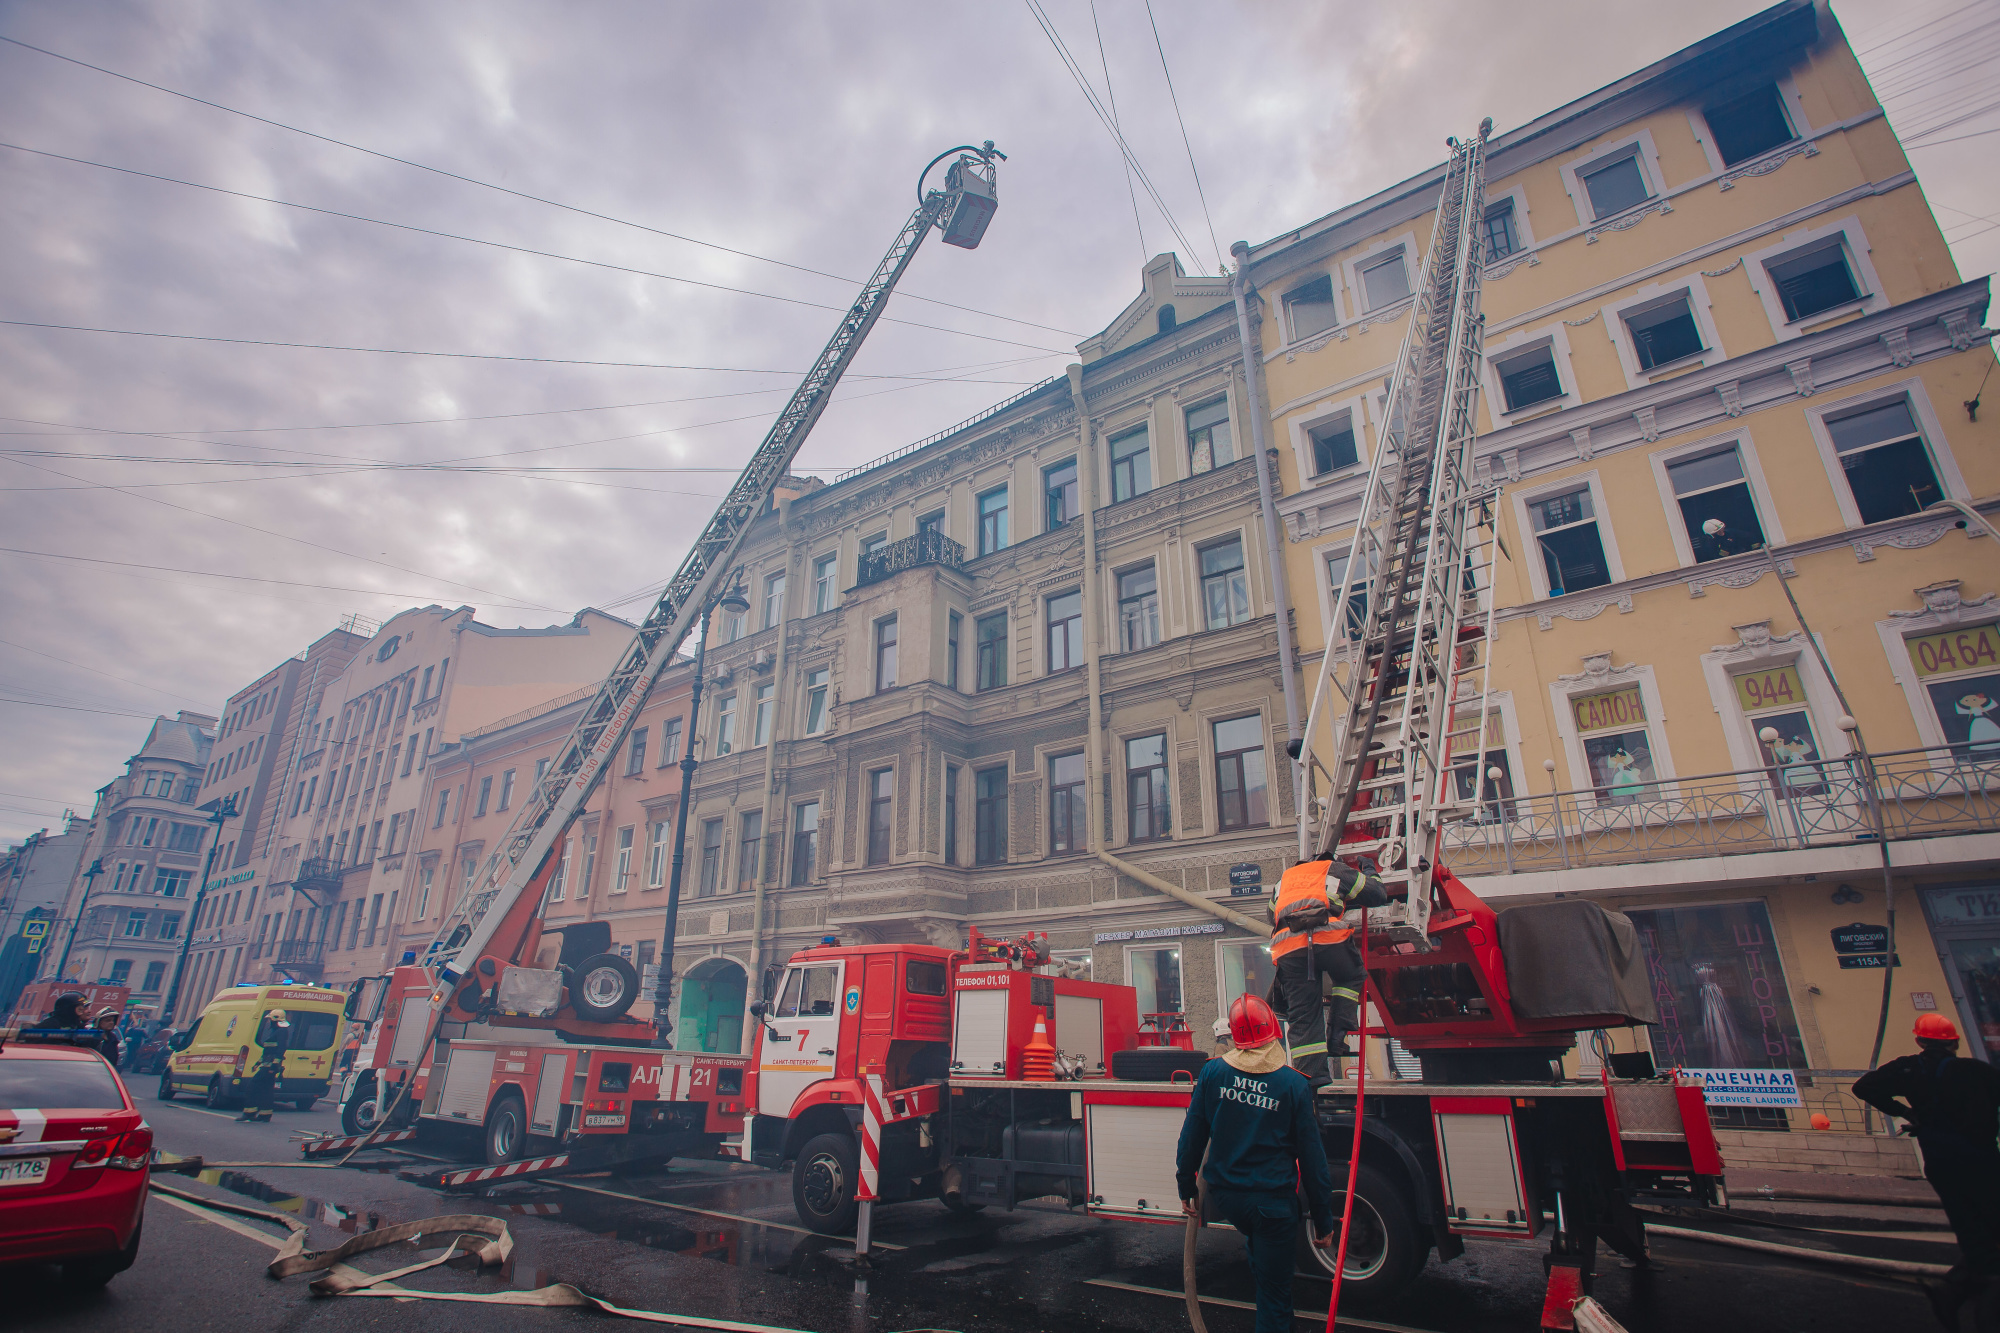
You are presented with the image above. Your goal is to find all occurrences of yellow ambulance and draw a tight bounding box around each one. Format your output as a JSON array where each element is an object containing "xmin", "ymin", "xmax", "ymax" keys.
[{"xmin": 156, "ymin": 983, "xmax": 347, "ymax": 1110}]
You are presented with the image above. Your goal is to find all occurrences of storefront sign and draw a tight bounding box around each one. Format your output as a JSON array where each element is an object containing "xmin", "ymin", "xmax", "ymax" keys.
[
  {"xmin": 1683, "ymin": 1067, "xmax": 1802, "ymax": 1107},
  {"xmin": 1733, "ymin": 666, "xmax": 1807, "ymax": 713},
  {"xmin": 1571, "ymin": 686, "xmax": 1646, "ymax": 733},
  {"xmin": 1094, "ymin": 922, "xmax": 1227, "ymax": 945},
  {"xmin": 1228, "ymin": 863, "xmax": 1263, "ymax": 897},
  {"xmin": 204, "ymin": 869, "xmax": 255, "ymax": 892},
  {"xmin": 1907, "ymin": 622, "xmax": 2000, "ymax": 678},
  {"xmin": 1923, "ymin": 886, "xmax": 2000, "ymax": 927}
]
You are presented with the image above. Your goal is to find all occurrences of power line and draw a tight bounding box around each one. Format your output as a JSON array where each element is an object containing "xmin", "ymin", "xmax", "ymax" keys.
[
  {"xmin": 1022, "ymin": 0, "xmax": 1204, "ymax": 266},
  {"xmin": 1145, "ymin": 1, "xmax": 1225, "ymax": 275},
  {"xmin": 0, "ymin": 318, "xmax": 1056, "ymax": 381},
  {"xmin": 1854, "ymin": 0, "xmax": 1990, "ymax": 56},
  {"xmin": 0, "ymin": 635, "xmax": 214, "ymax": 706},
  {"xmin": 0, "ymin": 544, "xmax": 557, "ymax": 609},
  {"xmin": 0, "ymin": 34, "xmax": 1084, "ymax": 339},
  {"xmin": 1907, "ymin": 122, "xmax": 2000, "ymax": 148},
  {"xmin": 0, "ymin": 453, "xmax": 560, "ymax": 611},
  {"xmin": 0, "ymin": 697, "xmax": 158, "ymax": 719},
  {"xmin": 1090, "ymin": 1, "xmax": 1147, "ymax": 266},
  {"xmin": 0, "ymin": 141, "xmax": 1067, "ymax": 356}
]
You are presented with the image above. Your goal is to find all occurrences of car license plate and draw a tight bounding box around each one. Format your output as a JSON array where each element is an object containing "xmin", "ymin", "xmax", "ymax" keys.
[
  {"xmin": 583, "ymin": 1114, "xmax": 626, "ymax": 1128},
  {"xmin": 0, "ymin": 1157, "xmax": 49, "ymax": 1187}
]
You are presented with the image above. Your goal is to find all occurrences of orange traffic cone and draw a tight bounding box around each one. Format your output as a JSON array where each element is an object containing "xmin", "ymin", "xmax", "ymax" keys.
[{"xmin": 1022, "ymin": 1010, "xmax": 1055, "ymax": 1080}]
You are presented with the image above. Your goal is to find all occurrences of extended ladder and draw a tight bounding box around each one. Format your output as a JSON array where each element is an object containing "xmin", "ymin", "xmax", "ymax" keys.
[{"xmin": 1295, "ymin": 121, "xmax": 1502, "ymax": 944}]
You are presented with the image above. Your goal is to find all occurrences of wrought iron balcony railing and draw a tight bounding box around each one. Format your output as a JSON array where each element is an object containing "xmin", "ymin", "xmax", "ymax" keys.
[
  {"xmin": 1437, "ymin": 742, "xmax": 2000, "ymax": 878},
  {"xmin": 855, "ymin": 529, "xmax": 966, "ymax": 588},
  {"xmin": 272, "ymin": 938, "xmax": 325, "ymax": 968},
  {"xmin": 294, "ymin": 857, "xmax": 342, "ymax": 887}
]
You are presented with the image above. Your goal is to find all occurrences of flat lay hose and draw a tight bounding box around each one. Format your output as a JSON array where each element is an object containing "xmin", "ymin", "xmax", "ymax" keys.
[
  {"xmin": 1183, "ymin": 1176, "xmax": 1210, "ymax": 1333},
  {"xmin": 1325, "ymin": 913, "xmax": 1371, "ymax": 1332}
]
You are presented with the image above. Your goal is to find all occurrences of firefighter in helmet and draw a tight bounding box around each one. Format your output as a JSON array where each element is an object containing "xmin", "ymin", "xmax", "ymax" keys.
[
  {"xmin": 237, "ymin": 1008, "xmax": 291, "ymax": 1122},
  {"xmin": 1854, "ymin": 1012, "xmax": 2000, "ymax": 1329},
  {"xmin": 1266, "ymin": 856, "xmax": 1385, "ymax": 1086},
  {"xmin": 1177, "ymin": 994, "xmax": 1337, "ymax": 1333},
  {"xmin": 38, "ymin": 992, "xmax": 89, "ymax": 1029}
]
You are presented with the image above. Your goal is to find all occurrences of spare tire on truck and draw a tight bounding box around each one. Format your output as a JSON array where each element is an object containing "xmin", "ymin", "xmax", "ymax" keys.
[{"xmin": 1111, "ymin": 1047, "xmax": 1209, "ymax": 1081}]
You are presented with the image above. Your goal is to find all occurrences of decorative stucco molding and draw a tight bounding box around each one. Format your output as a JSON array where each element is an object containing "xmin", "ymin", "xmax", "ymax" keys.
[
  {"xmin": 1585, "ymin": 199, "xmax": 1673, "ymax": 244},
  {"xmin": 1716, "ymin": 140, "xmax": 1818, "ymax": 190},
  {"xmin": 1852, "ymin": 522, "xmax": 1956, "ymax": 562},
  {"xmin": 1535, "ymin": 594, "xmax": 1634, "ymax": 631},
  {"xmin": 1554, "ymin": 650, "xmax": 1645, "ymax": 686},
  {"xmin": 1709, "ymin": 619, "xmax": 1806, "ymax": 665},
  {"xmin": 1885, "ymin": 579, "xmax": 1998, "ymax": 628},
  {"xmin": 1687, "ymin": 557, "xmax": 1794, "ymax": 598}
]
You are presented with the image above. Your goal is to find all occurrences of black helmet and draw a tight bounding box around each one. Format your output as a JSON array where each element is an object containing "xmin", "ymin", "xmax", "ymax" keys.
[{"xmin": 52, "ymin": 993, "xmax": 86, "ymax": 1017}]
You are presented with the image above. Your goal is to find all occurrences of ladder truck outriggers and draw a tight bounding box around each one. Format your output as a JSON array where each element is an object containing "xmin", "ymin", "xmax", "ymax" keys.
[
  {"xmin": 310, "ymin": 143, "xmax": 1008, "ymax": 1178},
  {"xmin": 735, "ymin": 124, "xmax": 1728, "ymax": 1322}
]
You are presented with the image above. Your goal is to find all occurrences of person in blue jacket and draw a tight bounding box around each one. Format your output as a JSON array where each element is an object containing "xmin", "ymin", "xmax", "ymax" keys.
[{"xmin": 1177, "ymin": 993, "xmax": 1337, "ymax": 1333}]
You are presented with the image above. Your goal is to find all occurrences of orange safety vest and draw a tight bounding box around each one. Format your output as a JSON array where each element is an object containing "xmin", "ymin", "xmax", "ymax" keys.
[{"xmin": 1269, "ymin": 860, "xmax": 1355, "ymax": 960}]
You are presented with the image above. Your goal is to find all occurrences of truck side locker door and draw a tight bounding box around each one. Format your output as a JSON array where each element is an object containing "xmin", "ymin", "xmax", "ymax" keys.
[
  {"xmin": 755, "ymin": 961, "xmax": 845, "ymax": 1117},
  {"xmin": 531, "ymin": 1052, "xmax": 569, "ymax": 1135}
]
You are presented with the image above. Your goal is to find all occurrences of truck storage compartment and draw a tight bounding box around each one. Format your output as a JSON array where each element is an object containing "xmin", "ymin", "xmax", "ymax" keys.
[
  {"xmin": 952, "ymin": 989, "xmax": 1008, "ymax": 1077},
  {"xmin": 1084, "ymin": 1102, "xmax": 1186, "ymax": 1220},
  {"xmin": 438, "ymin": 1048, "xmax": 496, "ymax": 1121}
]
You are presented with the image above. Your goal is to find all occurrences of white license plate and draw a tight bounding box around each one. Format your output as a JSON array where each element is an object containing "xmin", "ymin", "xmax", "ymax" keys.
[
  {"xmin": 583, "ymin": 1114, "xmax": 626, "ymax": 1128},
  {"xmin": 0, "ymin": 1157, "xmax": 49, "ymax": 1188}
]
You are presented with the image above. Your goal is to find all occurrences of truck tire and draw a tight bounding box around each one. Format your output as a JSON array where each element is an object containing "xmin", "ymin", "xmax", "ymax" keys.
[
  {"xmin": 156, "ymin": 1069, "xmax": 178, "ymax": 1101},
  {"xmin": 792, "ymin": 1131, "xmax": 859, "ymax": 1235},
  {"xmin": 1111, "ymin": 1047, "xmax": 1210, "ymax": 1081},
  {"xmin": 1295, "ymin": 1161, "xmax": 1426, "ymax": 1306},
  {"xmin": 485, "ymin": 1090, "xmax": 528, "ymax": 1165},
  {"xmin": 341, "ymin": 1076, "xmax": 381, "ymax": 1136},
  {"xmin": 205, "ymin": 1075, "xmax": 233, "ymax": 1110},
  {"xmin": 571, "ymin": 953, "xmax": 639, "ymax": 1022}
]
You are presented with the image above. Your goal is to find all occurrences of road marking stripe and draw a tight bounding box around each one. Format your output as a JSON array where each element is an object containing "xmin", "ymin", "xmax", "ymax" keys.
[
  {"xmin": 1083, "ymin": 1278, "xmax": 1436, "ymax": 1332},
  {"xmin": 553, "ymin": 1180, "xmax": 905, "ymax": 1250},
  {"xmin": 155, "ymin": 1102, "xmax": 245, "ymax": 1121}
]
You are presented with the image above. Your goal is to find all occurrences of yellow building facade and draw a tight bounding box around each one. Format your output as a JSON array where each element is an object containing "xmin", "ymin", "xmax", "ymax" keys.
[{"xmin": 1239, "ymin": 1, "xmax": 1996, "ymax": 1131}]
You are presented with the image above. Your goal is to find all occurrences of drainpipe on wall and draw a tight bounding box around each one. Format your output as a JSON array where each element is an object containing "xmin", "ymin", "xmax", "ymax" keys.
[
  {"xmin": 1067, "ymin": 365, "xmax": 1270, "ymax": 939},
  {"xmin": 1229, "ymin": 241, "xmax": 1307, "ymax": 859},
  {"xmin": 748, "ymin": 535, "xmax": 800, "ymax": 994}
]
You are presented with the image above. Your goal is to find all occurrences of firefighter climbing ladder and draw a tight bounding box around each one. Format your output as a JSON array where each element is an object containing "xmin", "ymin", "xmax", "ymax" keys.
[{"xmin": 1296, "ymin": 121, "xmax": 1503, "ymax": 944}]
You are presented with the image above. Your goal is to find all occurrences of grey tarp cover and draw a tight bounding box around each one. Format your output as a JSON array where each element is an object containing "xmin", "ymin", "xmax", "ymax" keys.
[{"xmin": 1496, "ymin": 899, "xmax": 1658, "ymax": 1025}]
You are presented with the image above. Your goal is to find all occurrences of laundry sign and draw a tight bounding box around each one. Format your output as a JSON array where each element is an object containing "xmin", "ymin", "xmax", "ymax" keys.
[
  {"xmin": 1683, "ymin": 1067, "xmax": 1803, "ymax": 1107},
  {"xmin": 1094, "ymin": 922, "xmax": 1227, "ymax": 945}
]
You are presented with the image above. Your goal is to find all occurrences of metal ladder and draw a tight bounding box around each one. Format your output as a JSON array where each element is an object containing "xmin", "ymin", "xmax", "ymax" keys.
[{"xmin": 1296, "ymin": 121, "xmax": 1502, "ymax": 945}]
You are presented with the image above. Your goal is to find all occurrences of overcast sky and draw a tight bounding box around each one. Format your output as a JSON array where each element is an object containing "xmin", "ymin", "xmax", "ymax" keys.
[{"xmin": 2, "ymin": 0, "xmax": 1993, "ymax": 844}]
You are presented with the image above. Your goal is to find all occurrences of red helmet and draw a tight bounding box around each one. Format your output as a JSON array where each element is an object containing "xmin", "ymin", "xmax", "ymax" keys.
[
  {"xmin": 1914, "ymin": 1013, "xmax": 1961, "ymax": 1042},
  {"xmin": 1228, "ymin": 994, "xmax": 1282, "ymax": 1047}
]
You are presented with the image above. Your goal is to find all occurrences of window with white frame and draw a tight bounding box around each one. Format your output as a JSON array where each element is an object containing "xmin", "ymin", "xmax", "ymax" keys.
[
  {"xmin": 1622, "ymin": 292, "xmax": 1706, "ymax": 371},
  {"xmin": 762, "ymin": 570, "xmax": 786, "ymax": 630},
  {"xmin": 648, "ymin": 818, "xmax": 670, "ymax": 886},
  {"xmin": 1569, "ymin": 685, "xmax": 1659, "ymax": 803},
  {"xmin": 1826, "ymin": 397, "xmax": 1947, "ymax": 525},
  {"xmin": 1283, "ymin": 274, "xmax": 1339, "ymax": 341},
  {"xmin": 1665, "ymin": 444, "xmax": 1766, "ymax": 562},
  {"xmin": 1217, "ymin": 939, "xmax": 1275, "ymax": 1013},
  {"xmin": 1126, "ymin": 943, "xmax": 1183, "ymax": 1014},
  {"xmin": 612, "ymin": 825, "xmax": 633, "ymax": 893},
  {"xmin": 1357, "ymin": 247, "xmax": 1411, "ymax": 311},
  {"xmin": 1903, "ymin": 621, "xmax": 2000, "ymax": 762},
  {"xmin": 715, "ymin": 693, "xmax": 736, "ymax": 755},
  {"xmin": 1109, "ymin": 425, "xmax": 1152, "ymax": 502},
  {"xmin": 1579, "ymin": 146, "xmax": 1652, "ymax": 218},
  {"xmin": 1324, "ymin": 548, "xmax": 1369, "ymax": 641},
  {"xmin": 698, "ymin": 818, "xmax": 724, "ymax": 897},
  {"xmin": 1118, "ymin": 564, "xmax": 1161, "ymax": 652},
  {"xmin": 1731, "ymin": 664, "xmax": 1830, "ymax": 795},
  {"xmin": 1186, "ymin": 397, "xmax": 1235, "ymax": 474},
  {"xmin": 1702, "ymin": 84, "xmax": 1795, "ymax": 167},
  {"xmin": 1493, "ymin": 341, "xmax": 1564, "ymax": 412},
  {"xmin": 977, "ymin": 487, "xmax": 1009, "ymax": 555},
  {"xmin": 738, "ymin": 810, "xmax": 763, "ymax": 891},
  {"xmin": 1766, "ymin": 241, "xmax": 1861, "ymax": 323},
  {"xmin": 1308, "ymin": 410, "xmax": 1359, "ymax": 476},
  {"xmin": 1527, "ymin": 486, "xmax": 1612, "ymax": 594},
  {"xmin": 811, "ymin": 553, "xmax": 837, "ymax": 614},
  {"xmin": 1483, "ymin": 199, "xmax": 1520, "ymax": 261},
  {"xmin": 803, "ymin": 667, "xmax": 830, "ymax": 735},
  {"xmin": 752, "ymin": 682, "xmax": 774, "ymax": 747},
  {"xmin": 1199, "ymin": 537, "xmax": 1251, "ymax": 629}
]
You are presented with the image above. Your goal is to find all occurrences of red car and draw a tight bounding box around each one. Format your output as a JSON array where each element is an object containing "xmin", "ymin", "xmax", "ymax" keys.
[{"xmin": 0, "ymin": 1037, "xmax": 151, "ymax": 1286}]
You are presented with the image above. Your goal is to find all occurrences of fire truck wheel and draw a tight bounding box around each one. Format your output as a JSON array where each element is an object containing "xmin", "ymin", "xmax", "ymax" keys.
[
  {"xmin": 155, "ymin": 1069, "xmax": 178, "ymax": 1101},
  {"xmin": 1110, "ymin": 1047, "xmax": 1210, "ymax": 1081},
  {"xmin": 341, "ymin": 1076, "xmax": 381, "ymax": 1136},
  {"xmin": 485, "ymin": 1090, "xmax": 528, "ymax": 1165},
  {"xmin": 1294, "ymin": 1162, "xmax": 1424, "ymax": 1305},
  {"xmin": 571, "ymin": 953, "xmax": 640, "ymax": 1022},
  {"xmin": 793, "ymin": 1132, "xmax": 859, "ymax": 1234}
]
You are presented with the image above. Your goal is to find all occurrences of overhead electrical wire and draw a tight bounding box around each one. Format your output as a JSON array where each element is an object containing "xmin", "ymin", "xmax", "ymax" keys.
[
  {"xmin": 1145, "ymin": 1, "xmax": 1225, "ymax": 275},
  {"xmin": 0, "ymin": 34, "xmax": 1084, "ymax": 339},
  {"xmin": 1090, "ymin": 0, "xmax": 1148, "ymax": 266},
  {"xmin": 0, "ymin": 634, "xmax": 214, "ymax": 706},
  {"xmin": 1022, "ymin": 0, "xmax": 1205, "ymax": 267},
  {"xmin": 0, "ymin": 141, "xmax": 1067, "ymax": 356},
  {"xmin": 0, "ymin": 543, "xmax": 553, "ymax": 609},
  {"xmin": 0, "ymin": 318, "xmax": 1057, "ymax": 381}
]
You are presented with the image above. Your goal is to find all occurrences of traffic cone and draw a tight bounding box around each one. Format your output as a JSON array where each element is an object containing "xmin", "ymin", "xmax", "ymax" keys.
[{"xmin": 1022, "ymin": 1010, "xmax": 1055, "ymax": 1080}]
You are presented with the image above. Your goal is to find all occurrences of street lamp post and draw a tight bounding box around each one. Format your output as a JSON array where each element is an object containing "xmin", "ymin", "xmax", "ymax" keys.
[
  {"xmin": 159, "ymin": 796, "xmax": 237, "ymax": 1026},
  {"xmin": 652, "ymin": 581, "xmax": 750, "ymax": 1047},
  {"xmin": 52, "ymin": 858, "xmax": 105, "ymax": 982}
]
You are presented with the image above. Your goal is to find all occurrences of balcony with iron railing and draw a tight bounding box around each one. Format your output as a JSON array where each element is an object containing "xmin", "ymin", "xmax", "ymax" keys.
[
  {"xmin": 270, "ymin": 938, "xmax": 325, "ymax": 972},
  {"xmin": 294, "ymin": 857, "xmax": 343, "ymax": 890},
  {"xmin": 1437, "ymin": 743, "xmax": 2000, "ymax": 878},
  {"xmin": 855, "ymin": 529, "xmax": 966, "ymax": 588}
]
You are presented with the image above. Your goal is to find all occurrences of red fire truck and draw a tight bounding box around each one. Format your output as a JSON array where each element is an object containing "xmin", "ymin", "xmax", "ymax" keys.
[{"xmin": 741, "ymin": 902, "xmax": 1725, "ymax": 1309}]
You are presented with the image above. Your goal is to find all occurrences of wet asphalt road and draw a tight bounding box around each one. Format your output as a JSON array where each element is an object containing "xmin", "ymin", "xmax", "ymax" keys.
[{"xmin": 8, "ymin": 1093, "xmax": 1943, "ymax": 1333}]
